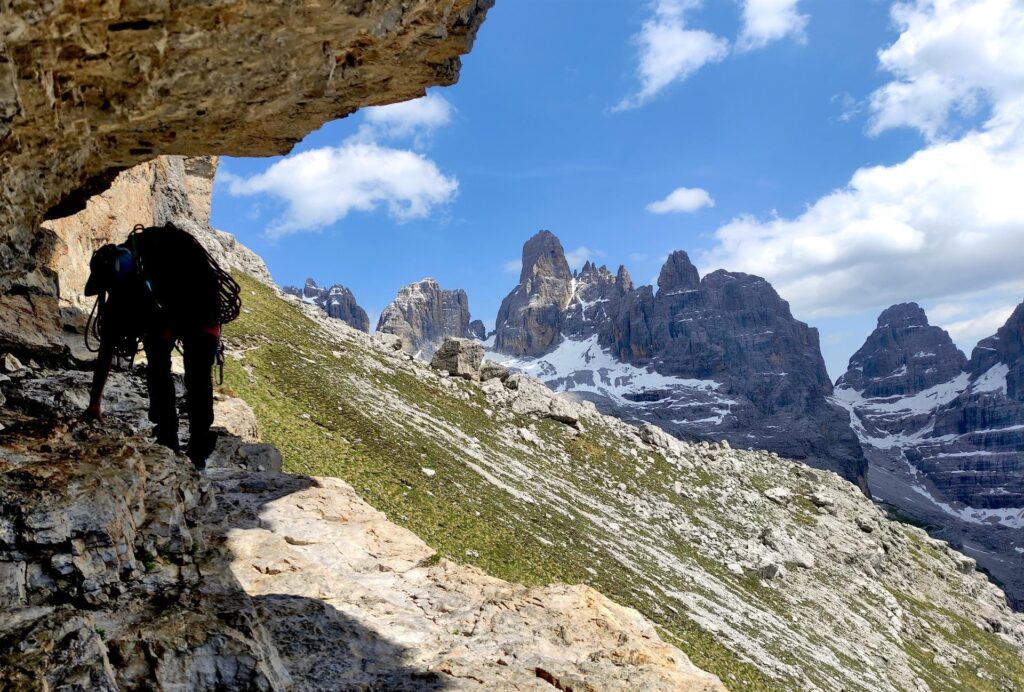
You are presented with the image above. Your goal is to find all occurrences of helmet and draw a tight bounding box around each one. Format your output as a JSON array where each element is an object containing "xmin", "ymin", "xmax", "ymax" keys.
[{"xmin": 84, "ymin": 244, "xmax": 135, "ymax": 296}]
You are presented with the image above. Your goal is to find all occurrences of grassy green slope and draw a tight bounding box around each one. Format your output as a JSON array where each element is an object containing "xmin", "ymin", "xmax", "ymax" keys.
[{"xmin": 223, "ymin": 274, "xmax": 1024, "ymax": 691}]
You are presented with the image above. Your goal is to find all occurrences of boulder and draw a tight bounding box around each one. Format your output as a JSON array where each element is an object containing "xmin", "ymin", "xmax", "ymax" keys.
[
  {"xmin": 429, "ymin": 338, "xmax": 485, "ymax": 381},
  {"xmin": 479, "ymin": 360, "xmax": 511, "ymax": 382},
  {"xmin": 1, "ymin": 353, "xmax": 24, "ymax": 374},
  {"xmin": 213, "ymin": 397, "xmax": 261, "ymax": 443},
  {"xmin": 372, "ymin": 333, "xmax": 405, "ymax": 353}
]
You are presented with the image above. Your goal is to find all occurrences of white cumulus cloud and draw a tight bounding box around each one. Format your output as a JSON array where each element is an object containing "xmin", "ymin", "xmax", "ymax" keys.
[
  {"xmin": 223, "ymin": 141, "xmax": 458, "ymax": 238},
  {"xmin": 615, "ymin": 0, "xmax": 729, "ymax": 111},
  {"xmin": 737, "ymin": 0, "xmax": 808, "ymax": 51},
  {"xmin": 360, "ymin": 92, "xmax": 455, "ymax": 144},
  {"xmin": 943, "ymin": 305, "xmax": 1017, "ymax": 349},
  {"xmin": 647, "ymin": 186, "xmax": 715, "ymax": 213},
  {"xmin": 700, "ymin": 0, "xmax": 1024, "ymax": 340},
  {"xmin": 868, "ymin": 0, "xmax": 1024, "ymax": 141}
]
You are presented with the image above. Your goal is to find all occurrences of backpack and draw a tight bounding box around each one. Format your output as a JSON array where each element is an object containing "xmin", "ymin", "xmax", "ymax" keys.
[{"xmin": 86, "ymin": 224, "xmax": 243, "ymax": 368}]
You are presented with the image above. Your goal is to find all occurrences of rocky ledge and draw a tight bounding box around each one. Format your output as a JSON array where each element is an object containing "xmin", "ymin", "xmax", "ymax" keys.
[{"xmin": 0, "ymin": 366, "xmax": 722, "ymax": 690}]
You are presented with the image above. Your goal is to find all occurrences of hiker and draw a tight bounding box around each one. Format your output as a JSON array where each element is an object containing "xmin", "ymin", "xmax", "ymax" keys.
[{"xmin": 80, "ymin": 223, "xmax": 240, "ymax": 469}]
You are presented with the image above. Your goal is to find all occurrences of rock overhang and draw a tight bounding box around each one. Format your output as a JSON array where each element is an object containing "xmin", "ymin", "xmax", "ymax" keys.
[{"xmin": 0, "ymin": 0, "xmax": 493, "ymax": 353}]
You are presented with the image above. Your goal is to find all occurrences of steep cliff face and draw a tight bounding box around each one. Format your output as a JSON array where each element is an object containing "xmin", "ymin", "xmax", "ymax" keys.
[
  {"xmin": 283, "ymin": 279, "xmax": 369, "ymax": 333},
  {"xmin": 44, "ymin": 155, "xmax": 272, "ymax": 314},
  {"xmin": 0, "ymin": 0, "xmax": 492, "ymax": 356},
  {"xmin": 835, "ymin": 301, "xmax": 1024, "ymax": 607},
  {"xmin": 376, "ymin": 278, "xmax": 479, "ymax": 358},
  {"xmin": 838, "ymin": 303, "xmax": 968, "ymax": 398},
  {"xmin": 492, "ymin": 232, "xmax": 867, "ymax": 488},
  {"xmin": 494, "ymin": 231, "xmax": 574, "ymax": 357}
]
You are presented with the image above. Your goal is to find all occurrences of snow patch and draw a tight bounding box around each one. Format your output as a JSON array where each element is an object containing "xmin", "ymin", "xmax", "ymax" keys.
[
  {"xmin": 972, "ymin": 362, "xmax": 1009, "ymax": 395},
  {"xmin": 491, "ymin": 335, "xmax": 733, "ymax": 412}
]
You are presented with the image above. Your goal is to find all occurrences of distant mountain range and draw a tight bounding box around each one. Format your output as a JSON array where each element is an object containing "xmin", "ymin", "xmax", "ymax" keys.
[
  {"xmin": 489, "ymin": 230, "xmax": 866, "ymax": 489},
  {"xmin": 292, "ymin": 229, "xmax": 1024, "ymax": 605},
  {"xmin": 834, "ymin": 301, "xmax": 1024, "ymax": 605}
]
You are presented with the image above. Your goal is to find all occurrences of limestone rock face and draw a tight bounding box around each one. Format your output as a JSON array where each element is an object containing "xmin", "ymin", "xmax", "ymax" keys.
[
  {"xmin": 837, "ymin": 303, "xmax": 967, "ymax": 398},
  {"xmin": 494, "ymin": 230, "xmax": 574, "ymax": 357},
  {"xmin": 835, "ymin": 300, "xmax": 1024, "ymax": 607},
  {"xmin": 468, "ymin": 318, "xmax": 487, "ymax": 341},
  {"xmin": 284, "ymin": 279, "xmax": 370, "ymax": 333},
  {"xmin": 0, "ymin": 375, "xmax": 291, "ymax": 690},
  {"xmin": 562, "ymin": 261, "xmax": 630, "ymax": 339},
  {"xmin": 0, "ymin": 0, "xmax": 492, "ymax": 355},
  {"xmin": 215, "ymin": 472, "xmax": 724, "ymax": 691},
  {"xmin": 376, "ymin": 278, "xmax": 479, "ymax": 358},
  {"xmin": 430, "ymin": 337, "xmax": 485, "ymax": 381},
  {"xmin": 44, "ymin": 155, "xmax": 274, "ymax": 317},
  {"xmin": 492, "ymin": 232, "xmax": 867, "ymax": 488}
]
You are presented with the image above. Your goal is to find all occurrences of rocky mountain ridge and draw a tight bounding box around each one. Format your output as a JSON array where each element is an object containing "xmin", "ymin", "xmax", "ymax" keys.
[
  {"xmin": 219, "ymin": 273, "xmax": 1024, "ymax": 690},
  {"xmin": 377, "ymin": 278, "xmax": 485, "ymax": 358},
  {"xmin": 491, "ymin": 231, "xmax": 867, "ymax": 489},
  {"xmin": 835, "ymin": 300, "xmax": 1024, "ymax": 607},
  {"xmin": 283, "ymin": 278, "xmax": 370, "ymax": 333}
]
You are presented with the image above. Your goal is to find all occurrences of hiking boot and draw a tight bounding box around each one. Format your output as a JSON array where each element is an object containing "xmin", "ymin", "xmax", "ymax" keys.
[
  {"xmin": 186, "ymin": 430, "xmax": 217, "ymax": 471},
  {"xmin": 154, "ymin": 425, "xmax": 181, "ymax": 454}
]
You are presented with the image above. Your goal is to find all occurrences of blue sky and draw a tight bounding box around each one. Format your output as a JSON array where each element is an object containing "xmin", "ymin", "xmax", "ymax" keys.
[{"xmin": 211, "ymin": 0, "xmax": 1024, "ymax": 380}]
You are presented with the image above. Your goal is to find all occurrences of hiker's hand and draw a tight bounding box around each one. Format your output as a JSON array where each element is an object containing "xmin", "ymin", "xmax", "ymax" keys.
[{"xmin": 80, "ymin": 404, "xmax": 104, "ymax": 424}]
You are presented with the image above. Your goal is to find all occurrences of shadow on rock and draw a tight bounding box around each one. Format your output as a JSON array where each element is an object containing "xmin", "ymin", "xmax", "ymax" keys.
[{"xmin": 0, "ymin": 367, "xmax": 450, "ymax": 690}]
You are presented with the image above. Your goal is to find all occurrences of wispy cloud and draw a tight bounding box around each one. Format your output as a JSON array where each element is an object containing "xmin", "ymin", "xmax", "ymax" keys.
[
  {"xmin": 616, "ymin": 0, "xmax": 809, "ymax": 110},
  {"xmin": 615, "ymin": 1, "xmax": 729, "ymax": 111},
  {"xmin": 868, "ymin": 0, "xmax": 1024, "ymax": 141},
  {"xmin": 700, "ymin": 0, "xmax": 1024, "ymax": 329},
  {"xmin": 944, "ymin": 305, "xmax": 1016, "ymax": 350},
  {"xmin": 565, "ymin": 246, "xmax": 597, "ymax": 270},
  {"xmin": 222, "ymin": 144, "xmax": 458, "ymax": 238},
  {"xmin": 503, "ymin": 259, "xmax": 523, "ymax": 274},
  {"xmin": 358, "ymin": 92, "xmax": 455, "ymax": 147}
]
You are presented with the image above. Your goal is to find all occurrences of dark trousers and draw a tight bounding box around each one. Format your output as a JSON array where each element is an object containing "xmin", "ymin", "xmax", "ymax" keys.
[{"xmin": 143, "ymin": 328, "xmax": 218, "ymax": 467}]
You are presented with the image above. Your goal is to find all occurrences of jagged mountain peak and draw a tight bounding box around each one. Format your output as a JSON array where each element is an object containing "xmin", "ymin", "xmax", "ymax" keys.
[
  {"xmin": 616, "ymin": 265, "xmax": 634, "ymax": 292},
  {"xmin": 284, "ymin": 278, "xmax": 369, "ymax": 333},
  {"xmin": 520, "ymin": 229, "xmax": 572, "ymax": 285},
  {"xmin": 493, "ymin": 231, "xmax": 866, "ymax": 487},
  {"xmin": 969, "ymin": 299, "xmax": 1024, "ymax": 388},
  {"xmin": 834, "ymin": 298, "xmax": 1024, "ymax": 602},
  {"xmin": 376, "ymin": 277, "xmax": 478, "ymax": 358},
  {"xmin": 877, "ymin": 302, "xmax": 930, "ymax": 329},
  {"xmin": 657, "ymin": 250, "xmax": 701, "ymax": 294},
  {"xmin": 837, "ymin": 302, "xmax": 966, "ymax": 397}
]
